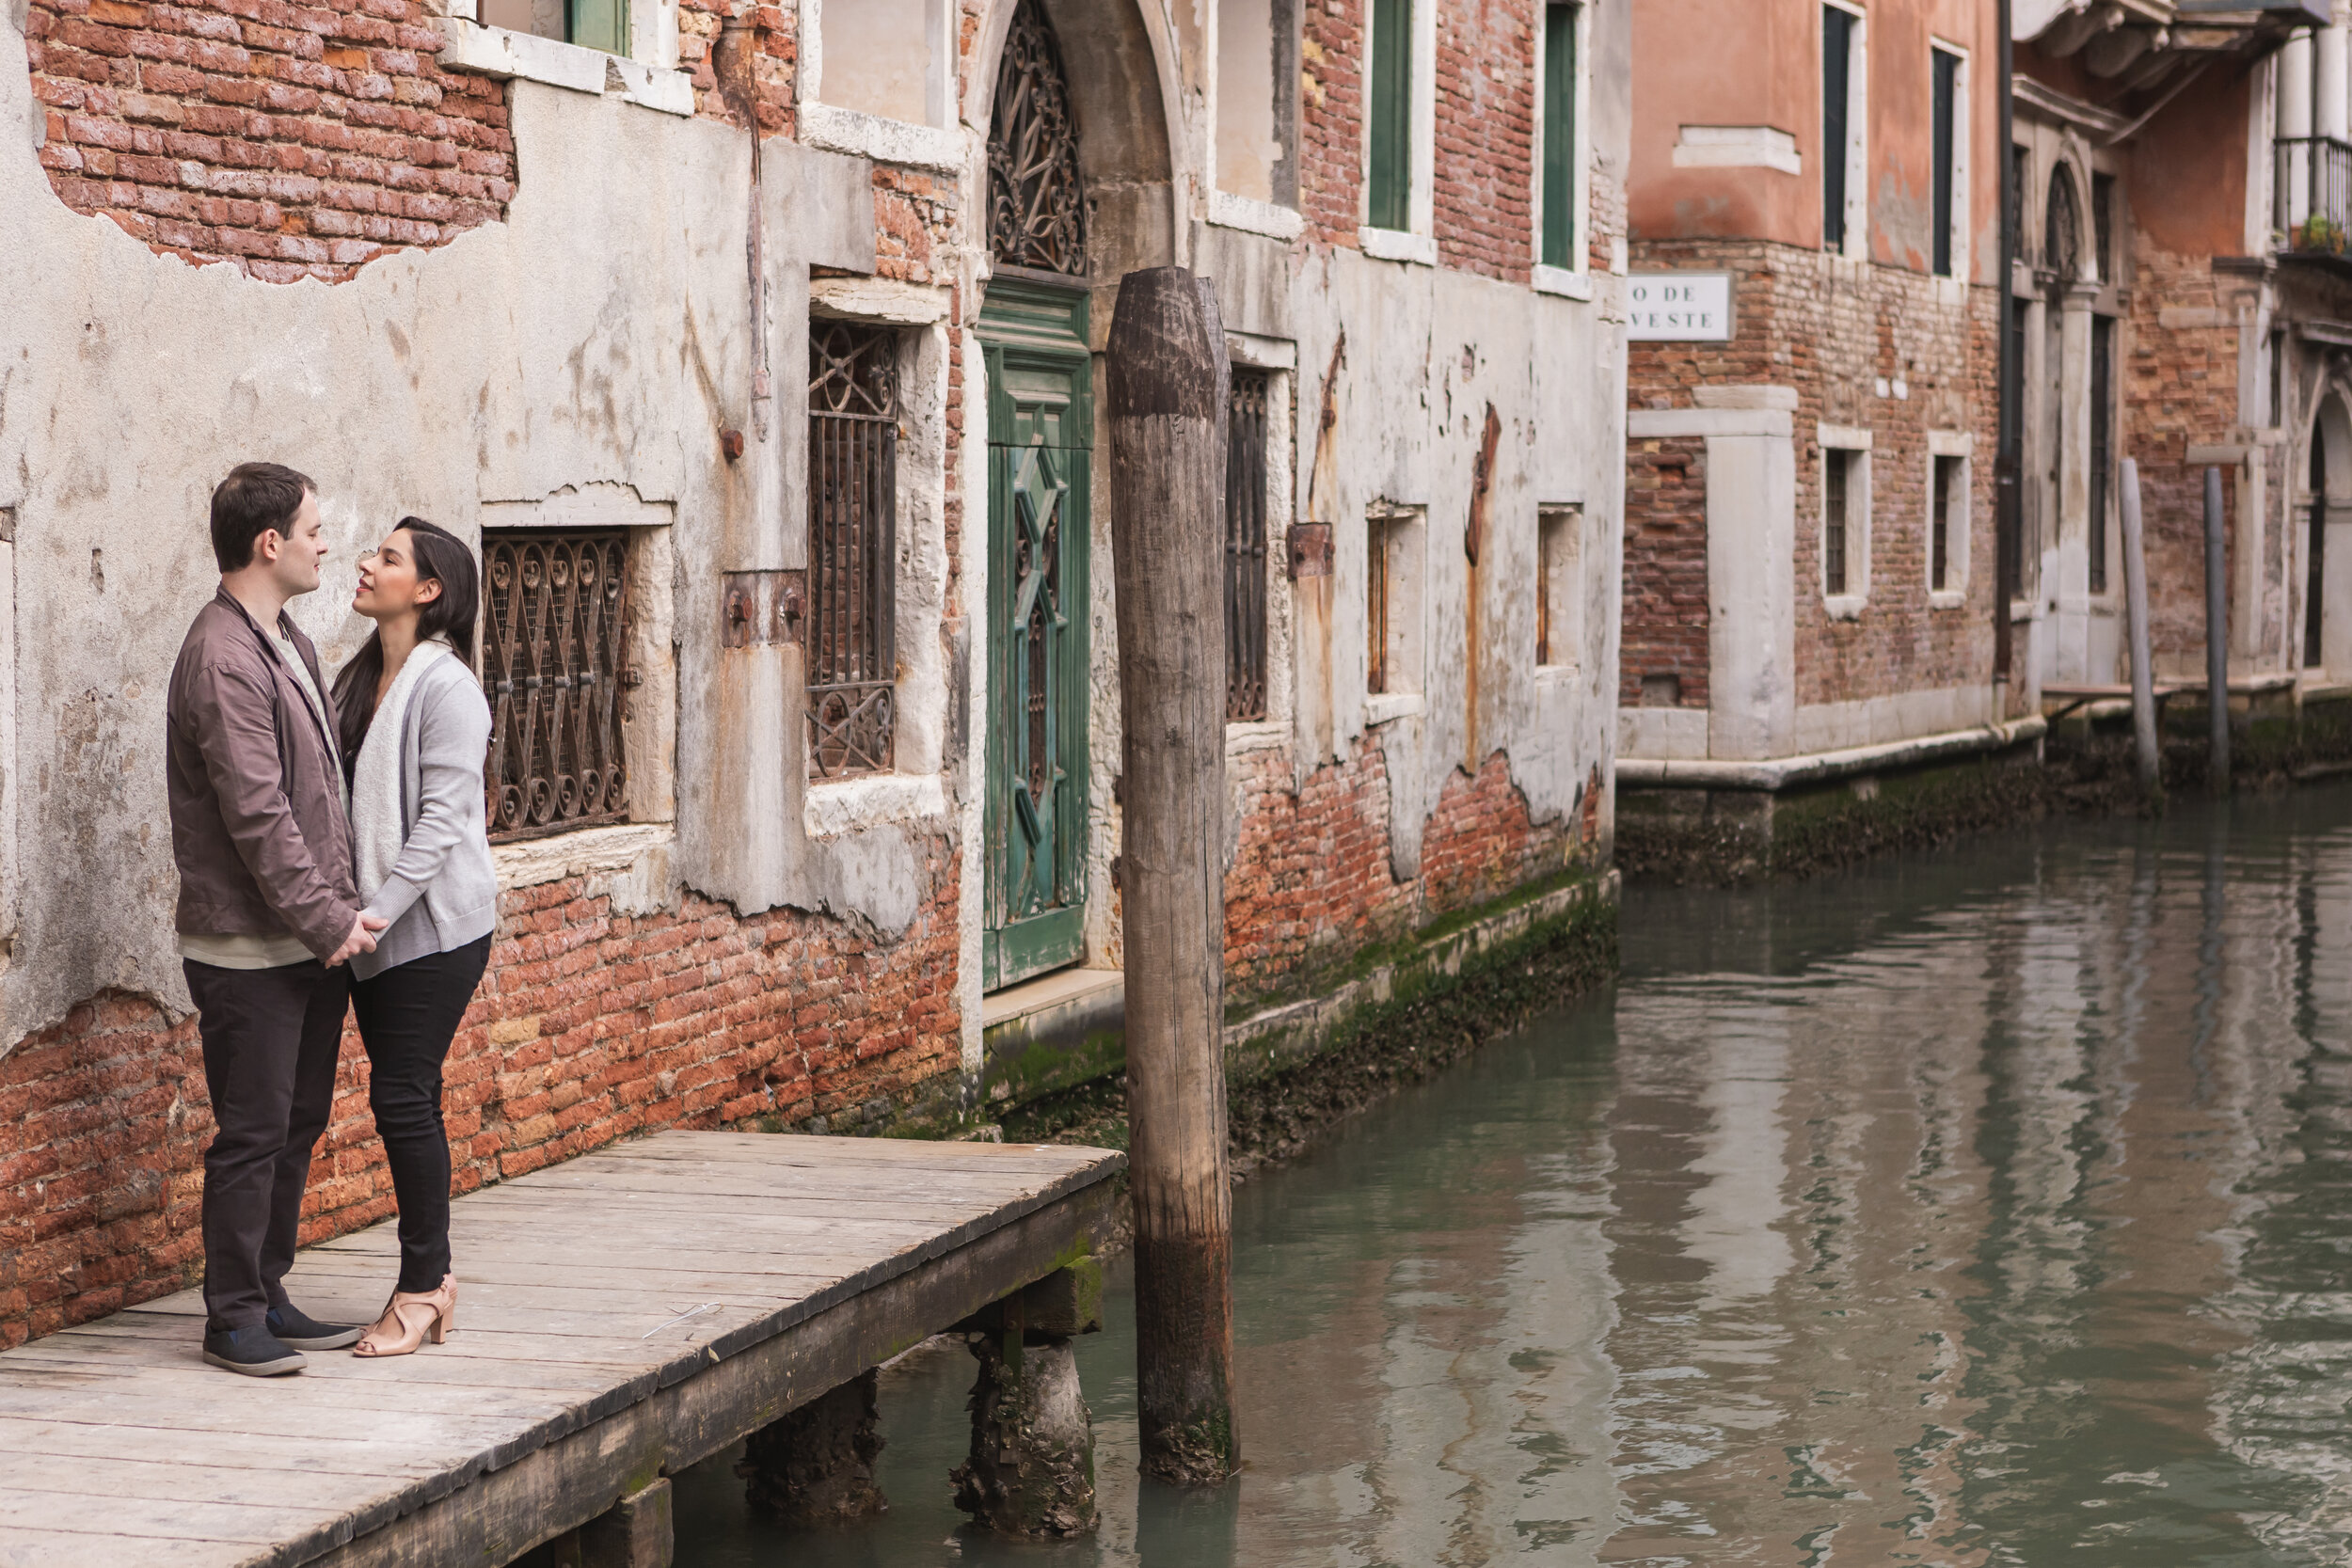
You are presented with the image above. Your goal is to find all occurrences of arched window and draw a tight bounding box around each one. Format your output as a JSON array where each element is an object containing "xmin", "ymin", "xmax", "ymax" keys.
[
  {"xmin": 988, "ymin": 0, "xmax": 1089, "ymax": 274},
  {"xmin": 2045, "ymin": 167, "xmax": 2082, "ymax": 281}
]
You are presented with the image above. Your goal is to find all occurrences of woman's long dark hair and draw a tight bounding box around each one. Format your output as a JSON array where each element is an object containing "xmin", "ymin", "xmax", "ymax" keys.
[{"xmin": 331, "ymin": 516, "xmax": 480, "ymax": 764}]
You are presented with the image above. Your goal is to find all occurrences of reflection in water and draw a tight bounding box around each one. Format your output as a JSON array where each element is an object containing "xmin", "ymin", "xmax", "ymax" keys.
[{"xmin": 675, "ymin": 790, "xmax": 2352, "ymax": 1565}]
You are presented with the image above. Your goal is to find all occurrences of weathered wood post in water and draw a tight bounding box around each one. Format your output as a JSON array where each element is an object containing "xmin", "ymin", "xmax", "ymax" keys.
[
  {"xmin": 2121, "ymin": 458, "xmax": 2161, "ymax": 800},
  {"xmin": 1105, "ymin": 265, "xmax": 1240, "ymax": 1486},
  {"xmin": 2204, "ymin": 466, "xmax": 2231, "ymax": 794}
]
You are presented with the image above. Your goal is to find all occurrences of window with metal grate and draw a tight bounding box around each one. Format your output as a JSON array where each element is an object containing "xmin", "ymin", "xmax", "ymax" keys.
[
  {"xmin": 1226, "ymin": 370, "xmax": 1271, "ymax": 721},
  {"xmin": 481, "ymin": 530, "xmax": 634, "ymax": 841},
  {"xmin": 807, "ymin": 320, "xmax": 901, "ymax": 778}
]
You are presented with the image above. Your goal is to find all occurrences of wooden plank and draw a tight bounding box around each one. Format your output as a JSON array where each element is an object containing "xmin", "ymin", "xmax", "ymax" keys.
[{"xmin": 0, "ymin": 1133, "xmax": 1125, "ymax": 1568}]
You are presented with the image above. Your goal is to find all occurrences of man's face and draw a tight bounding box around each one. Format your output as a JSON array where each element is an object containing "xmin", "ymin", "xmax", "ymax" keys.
[{"xmin": 263, "ymin": 491, "xmax": 328, "ymax": 596}]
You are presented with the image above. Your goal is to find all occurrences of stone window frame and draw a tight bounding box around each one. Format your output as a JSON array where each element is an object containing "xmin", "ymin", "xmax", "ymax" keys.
[
  {"xmin": 1821, "ymin": 0, "xmax": 1868, "ymax": 263},
  {"xmin": 1929, "ymin": 36, "xmax": 1971, "ymax": 293},
  {"xmin": 796, "ymin": 0, "xmax": 965, "ymax": 173},
  {"xmin": 801, "ymin": 277, "xmax": 957, "ymax": 841},
  {"xmin": 472, "ymin": 487, "xmax": 680, "ymax": 847},
  {"xmin": 1533, "ymin": 2, "xmax": 1594, "ymax": 301},
  {"xmin": 1208, "ymin": 0, "xmax": 1308, "ymax": 242},
  {"xmin": 1364, "ymin": 501, "xmax": 1428, "ymax": 723},
  {"xmin": 1536, "ymin": 504, "xmax": 1585, "ymax": 673},
  {"xmin": 1818, "ymin": 422, "xmax": 1872, "ymax": 621},
  {"xmin": 1926, "ymin": 430, "xmax": 1973, "ymax": 610},
  {"xmin": 1359, "ymin": 0, "xmax": 1440, "ymax": 268},
  {"xmin": 439, "ymin": 0, "xmax": 693, "ymax": 118},
  {"xmin": 1225, "ymin": 335, "xmax": 1299, "ymax": 755}
]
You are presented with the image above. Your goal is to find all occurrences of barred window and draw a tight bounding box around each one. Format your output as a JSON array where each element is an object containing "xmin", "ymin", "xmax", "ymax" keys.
[
  {"xmin": 482, "ymin": 531, "xmax": 633, "ymax": 841},
  {"xmin": 808, "ymin": 321, "xmax": 900, "ymax": 777},
  {"xmin": 1226, "ymin": 370, "xmax": 1271, "ymax": 722}
]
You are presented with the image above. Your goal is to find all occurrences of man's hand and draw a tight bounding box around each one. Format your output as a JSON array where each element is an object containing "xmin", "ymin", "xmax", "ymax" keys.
[{"xmin": 326, "ymin": 912, "xmax": 389, "ymax": 968}]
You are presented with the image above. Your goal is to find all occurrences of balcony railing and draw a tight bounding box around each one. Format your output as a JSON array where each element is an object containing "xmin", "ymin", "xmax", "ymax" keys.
[{"xmin": 2277, "ymin": 135, "xmax": 2352, "ymax": 255}]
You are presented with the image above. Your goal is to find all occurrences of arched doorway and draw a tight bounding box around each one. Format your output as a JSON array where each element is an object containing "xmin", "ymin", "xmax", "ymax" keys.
[
  {"xmin": 979, "ymin": 0, "xmax": 1094, "ymax": 990},
  {"xmin": 2308, "ymin": 391, "xmax": 2352, "ymax": 673}
]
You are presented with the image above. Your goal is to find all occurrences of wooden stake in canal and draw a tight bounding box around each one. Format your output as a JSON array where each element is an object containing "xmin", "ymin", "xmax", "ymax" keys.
[
  {"xmin": 2120, "ymin": 457, "xmax": 2161, "ymax": 799},
  {"xmin": 2204, "ymin": 465, "xmax": 2231, "ymax": 795},
  {"xmin": 1105, "ymin": 265, "xmax": 1240, "ymax": 1485}
]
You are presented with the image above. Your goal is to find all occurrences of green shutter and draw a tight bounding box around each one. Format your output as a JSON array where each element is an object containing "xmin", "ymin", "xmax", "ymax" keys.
[
  {"xmin": 569, "ymin": 0, "xmax": 627, "ymax": 56},
  {"xmin": 1368, "ymin": 0, "xmax": 1412, "ymax": 231},
  {"xmin": 1541, "ymin": 5, "xmax": 1576, "ymax": 269}
]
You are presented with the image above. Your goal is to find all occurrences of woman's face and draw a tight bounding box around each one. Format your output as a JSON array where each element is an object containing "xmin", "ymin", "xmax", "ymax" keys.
[{"xmin": 352, "ymin": 529, "xmax": 441, "ymax": 622}]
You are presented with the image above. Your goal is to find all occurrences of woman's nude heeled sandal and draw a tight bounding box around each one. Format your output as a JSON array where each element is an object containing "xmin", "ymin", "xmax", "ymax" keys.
[{"xmin": 353, "ymin": 1275, "xmax": 456, "ymax": 1358}]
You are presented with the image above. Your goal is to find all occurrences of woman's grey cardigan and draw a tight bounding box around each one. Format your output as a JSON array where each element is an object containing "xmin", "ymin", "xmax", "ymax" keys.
[{"xmin": 352, "ymin": 657, "xmax": 497, "ymax": 980}]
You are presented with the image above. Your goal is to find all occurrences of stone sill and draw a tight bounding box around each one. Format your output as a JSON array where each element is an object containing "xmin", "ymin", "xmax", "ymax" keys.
[
  {"xmin": 1359, "ymin": 227, "xmax": 1438, "ymax": 267},
  {"xmin": 800, "ymin": 102, "xmax": 963, "ymax": 172},
  {"xmin": 1366, "ymin": 691, "xmax": 1425, "ymax": 725},
  {"xmin": 1928, "ymin": 589, "xmax": 1967, "ymax": 611},
  {"xmin": 1227, "ymin": 719, "xmax": 1289, "ymax": 755},
  {"xmin": 493, "ymin": 821, "xmax": 675, "ymax": 891},
  {"xmin": 1822, "ymin": 592, "xmax": 1867, "ymax": 622},
  {"xmin": 803, "ymin": 773, "xmax": 949, "ymax": 839},
  {"xmin": 438, "ymin": 19, "xmax": 692, "ymax": 117},
  {"xmin": 1618, "ymin": 715, "xmax": 2048, "ymax": 794},
  {"xmin": 1533, "ymin": 263, "xmax": 1592, "ymax": 301},
  {"xmin": 1208, "ymin": 190, "xmax": 1305, "ymax": 242}
]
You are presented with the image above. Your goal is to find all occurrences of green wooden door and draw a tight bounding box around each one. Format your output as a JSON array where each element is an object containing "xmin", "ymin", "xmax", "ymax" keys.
[{"xmin": 980, "ymin": 279, "xmax": 1093, "ymax": 991}]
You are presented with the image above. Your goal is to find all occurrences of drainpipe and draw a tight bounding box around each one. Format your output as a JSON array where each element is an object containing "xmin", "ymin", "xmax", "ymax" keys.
[
  {"xmin": 1995, "ymin": 0, "xmax": 2018, "ymax": 699},
  {"xmin": 715, "ymin": 12, "xmax": 772, "ymax": 444}
]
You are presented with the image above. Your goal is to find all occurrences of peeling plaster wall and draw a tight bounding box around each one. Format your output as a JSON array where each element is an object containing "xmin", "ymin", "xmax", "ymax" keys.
[{"xmin": 0, "ymin": 23, "xmax": 940, "ymax": 1050}]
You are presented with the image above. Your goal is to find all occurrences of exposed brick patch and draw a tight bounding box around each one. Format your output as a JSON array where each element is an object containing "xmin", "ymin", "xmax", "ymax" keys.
[
  {"xmin": 1431, "ymin": 0, "xmax": 1534, "ymax": 281},
  {"xmin": 1222, "ymin": 737, "xmax": 1577, "ymax": 1001},
  {"xmin": 25, "ymin": 0, "xmax": 516, "ymax": 281},
  {"xmin": 1622, "ymin": 435, "xmax": 1708, "ymax": 706},
  {"xmin": 0, "ymin": 857, "xmax": 961, "ymax": 1348},
  {"xmin": 1298, "ymin": 0, "xmax": 1365, "ymax": 246}
]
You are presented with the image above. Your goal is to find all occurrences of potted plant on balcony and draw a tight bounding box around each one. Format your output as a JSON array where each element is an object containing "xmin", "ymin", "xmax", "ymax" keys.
[{"xmin": 2296, "ymin": 213, "xmax": 2348, "ymax": 254}]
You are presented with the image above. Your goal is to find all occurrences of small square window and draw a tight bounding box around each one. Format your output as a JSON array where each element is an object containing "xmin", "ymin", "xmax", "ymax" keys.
[
  {"xmin": 1366, "ymin": 507, "xmax": 1424, "ymax": 699},
  {"xmin": 1537, "ymin": 506, "xmax": 1581, "ymax": 669}
]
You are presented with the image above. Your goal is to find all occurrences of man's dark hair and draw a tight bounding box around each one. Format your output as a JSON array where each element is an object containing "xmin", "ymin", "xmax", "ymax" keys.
[{"xmin": 209, "ymin": 462, "xmax": 315, "ymax": 572}]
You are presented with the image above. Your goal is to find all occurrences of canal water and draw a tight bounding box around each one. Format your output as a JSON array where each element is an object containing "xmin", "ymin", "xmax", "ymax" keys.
[{"xmin": 675, "ymin": 787, "xmax": 2352, "ymax": 1564}]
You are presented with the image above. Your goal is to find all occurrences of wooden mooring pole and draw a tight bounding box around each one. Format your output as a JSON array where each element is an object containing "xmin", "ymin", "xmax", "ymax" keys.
[
  {"xmin": 2120, "ymin": 457, "xmax": 2162, "ymax": 800},
  {"xmin": 1105, "ymin": 265, "xmax": 1239, "ymax": 1485},
  {"xmin": 2204, "ymin": 465, "xmax": 2231, "ymax": 795}
]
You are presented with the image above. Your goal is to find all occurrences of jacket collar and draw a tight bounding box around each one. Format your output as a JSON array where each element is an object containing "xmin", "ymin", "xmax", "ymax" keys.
[{"xmin": 214, "ymin": 585, "xmax": 340, "ymax": 763}]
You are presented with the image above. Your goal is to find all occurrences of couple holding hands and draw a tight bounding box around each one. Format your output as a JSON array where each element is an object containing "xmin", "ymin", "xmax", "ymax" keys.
[{"xmin": 169, "ymin": 461, "xmax": 496, "ymax": 1376}]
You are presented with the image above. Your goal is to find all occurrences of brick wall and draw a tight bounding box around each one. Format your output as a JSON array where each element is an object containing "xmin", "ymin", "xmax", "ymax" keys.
[
  {"xmin": 1627, "ymin": 239, "xmax": 1998, "ymax": 713},
  {"xmin": 25, "ymin": 0, "xmax": 516, "ymax": 280},
  {"xmin": 0, "ymin": 859, "xmax": 961, "ymax": 1346},
  {"xmin": 1622, "ymin": 435, "xmax": 1708, "ymax": 705},
  {"xmin": 1222, "ymin": 736, "xmax": 1585, "ymax": 1002},
  {"xmin": 1431, "ymin": 0, "xmax": 1534, "ymax": 281},
  {"xmin": 1298, "ymin": 0, "xmax": 1365, "ymax": 246}
]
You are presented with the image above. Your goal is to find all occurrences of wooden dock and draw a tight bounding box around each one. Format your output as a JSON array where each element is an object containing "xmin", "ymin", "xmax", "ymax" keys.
[{"xmin": 0, "ymin": 1131, "xmax": 1124, "ymax": 1567}]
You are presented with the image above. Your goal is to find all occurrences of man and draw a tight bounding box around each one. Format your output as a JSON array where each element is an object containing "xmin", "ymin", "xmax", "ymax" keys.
[{"xmin": 168, "ymin": 463, "xmax": 387, "ymax": 1376}]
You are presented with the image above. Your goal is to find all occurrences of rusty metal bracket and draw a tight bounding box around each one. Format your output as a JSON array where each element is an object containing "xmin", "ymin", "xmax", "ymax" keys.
[
  {"xmin": 1286, "ymin": 523, "xmax": 1332, "ymax": 579},
  {"xmin": 720, "ymin": 570, "xmax": 806, "ymax": 648}
]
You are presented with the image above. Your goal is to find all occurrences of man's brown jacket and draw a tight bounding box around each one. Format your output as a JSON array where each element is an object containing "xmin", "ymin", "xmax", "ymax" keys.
[{"xmin": 167, "ymin": 588, "xmax": 360, "ymax": 961}]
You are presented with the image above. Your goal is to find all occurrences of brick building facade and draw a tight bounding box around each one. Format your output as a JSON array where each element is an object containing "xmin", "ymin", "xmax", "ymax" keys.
[{"xmin": 0, "ymin": 0, "xmax": 1629, "ymax": 1344}]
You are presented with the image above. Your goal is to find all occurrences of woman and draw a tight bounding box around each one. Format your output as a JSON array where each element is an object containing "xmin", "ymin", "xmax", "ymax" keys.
[{"xmin": 331, "ymin": 516, "xmax": 495, "ymax": 1358}]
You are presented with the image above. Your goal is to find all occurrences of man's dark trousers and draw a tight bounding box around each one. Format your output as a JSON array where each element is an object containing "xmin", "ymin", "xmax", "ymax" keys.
[{"xmin": 184, "ymin": 958, "xmax": 350, "ymax": 1334}]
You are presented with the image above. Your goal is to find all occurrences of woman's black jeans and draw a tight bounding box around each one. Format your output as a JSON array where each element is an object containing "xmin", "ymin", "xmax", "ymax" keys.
[{"xmin": 350, "ymin": 933, "xmax": 492, "ymax": 1293}]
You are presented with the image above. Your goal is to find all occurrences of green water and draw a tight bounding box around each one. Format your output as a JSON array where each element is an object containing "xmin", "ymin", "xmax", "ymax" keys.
[{"xmin": 676, "ymin": 789, "xmax": 2352, "ymax": 1564}]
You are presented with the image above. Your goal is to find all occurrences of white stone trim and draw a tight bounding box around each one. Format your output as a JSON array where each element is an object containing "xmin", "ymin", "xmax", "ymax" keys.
[
  {"xmin": 1226, "ymin": 719, "xmax": 1289, "ymax": 754},
  {"xmin": 1672, "ymin": 125, "xmax": 1801, "ymax": 175},
  {"xmin": 438, "ymin": 17, "xmax": 693, "ymax": 117},
  {"xmin": 810, "ymin": 277, "xmax": 953, "ymax": 325},
  {"xmin": 1817, "ymin": 422, "xmax": 1873, "ymax": 451},
  {"xmin": 798, "ymin": 102, "xmax": 965, "ymax": 173},
  {"xmin": 1208, "ymin": 189, "xmax": 1306, "ymax": 242},
  {"xmin": 1926, "ymin": 428, "xmax": 1973, "ymax": 607},
  {"xmin": 1533, "ymin": 264, "xmax": 1592, "ymax": 300},
  {"xmin": 1225, "ymin": 331, "xmax": 1298, "ymax": 371},
  {"xmin": 1818, "ymin": 424, "xmax": 1871, "ymax": 619},
  {"xmin": 1931, "ymin": 37, "xmax": 1971, "ymax": 286},
  {"xmin": 1825, "ymin": 0, "xmax": 1867, "ymax": 261},
  {"xmin": 494, "ymin": 822, "xmax": 674, "ymax": 891},
  {"xmin": 1629, "ymin": 407, "xmax": 1789, "ymax": 439},
  {"xmin": 1365, "ymin": 691, "xmax": 1425, "ymax": 725},
  {"xmin": 1359, "ymin": 226, "xmax": 1438, "ymax": 267},
  {"xmin": 803, "ymin": 773, "xmax": 949, "ymax": 839}
]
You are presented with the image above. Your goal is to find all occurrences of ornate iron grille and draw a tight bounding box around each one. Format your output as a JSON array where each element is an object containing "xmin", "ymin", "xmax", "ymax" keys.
[
  {"xmin": 988, "ymin": 0, "xmax": 1088, "ymax": 274},
  {"xmin": 808, "ymin": 321, "xmax": 900, "ymax": 777},
  {"xmin": 482, "ymin": 530, "xmax": 632, "ymax": 840},
  {"xmin": 1824, "ymin": 451, "xmax": 1850, "ymax": 595},
  {"xmin": 1226, "ymin": 371, "xmax": 1270, "ymax": 721}
]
